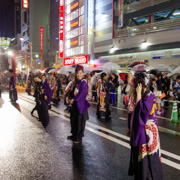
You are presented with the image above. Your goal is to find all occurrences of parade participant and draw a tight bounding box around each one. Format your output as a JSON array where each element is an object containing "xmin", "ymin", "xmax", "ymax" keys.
[
  {"xmin": 33, "ymin": 75, "xmax": 49, "ymax": 128},
  {"xmin": 96, "ymin": 72, "xmax": 111, "ymax": 119},
  {"xmin": 128, "ymin": 72, "xmax": 163, "ymax": 180},
  {"xmin": 26, "ymin": 72, "xmax": 33, "ymax": 95},
  {"xmin": 109, "ymin": 73, "xmax": 119, "ymax": 106},
  {"xmin": 9, "ymin": 69, "xmax": 18, "ymax": 103},
  {"xmin": 67, "ymin": 65, "xmax": 90, "ymax": 143},
  {"xmin": 41, "ymin": 74, "xmax": 53, "ymax": 109}
]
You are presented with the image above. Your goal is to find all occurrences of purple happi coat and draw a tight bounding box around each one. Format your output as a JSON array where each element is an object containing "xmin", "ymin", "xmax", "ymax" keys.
[
  {"xmin": 129, "ymin": 91, "xmax": 163, "ymax": 180},
  {"xmin": 9, "ymin": 75, "xmax": 16, "ymax": 89},
  {"xmin": 74, "ymin": 79, "xmax": 90, "ymax": 114},
  {"xmin": 42, "ymin": 80, "xmax": 53, "ymax": 105}
]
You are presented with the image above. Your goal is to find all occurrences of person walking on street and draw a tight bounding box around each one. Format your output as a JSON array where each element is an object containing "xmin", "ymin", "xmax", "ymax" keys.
[
  {"xmin": 9, "ymin": 69, "xmax": 18, "ymax": 103},
  {"xmin": 32, "ymin": 75, "xmax": 49, "ymax": 128}
]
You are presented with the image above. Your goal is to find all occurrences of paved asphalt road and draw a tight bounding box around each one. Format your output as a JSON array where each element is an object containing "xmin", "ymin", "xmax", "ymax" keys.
[{"xmin": 0, "ymin": 89, "xmax": 179, "ymax": 180}]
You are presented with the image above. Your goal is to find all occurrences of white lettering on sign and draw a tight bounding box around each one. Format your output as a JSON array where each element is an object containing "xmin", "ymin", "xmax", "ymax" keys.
[
  {"xmin": 75, "ymin": 57, "xmax": 86, "ymax": 64},
  {"xmin": 65, "ymin": 59, "xmax": 74, "ymax": 65}
]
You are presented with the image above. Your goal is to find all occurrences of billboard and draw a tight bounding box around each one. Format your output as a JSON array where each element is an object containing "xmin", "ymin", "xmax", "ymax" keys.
[
  {"xmin": 64, "ymin": 55, "xmax": 88, "ymax": 66},
  {"xmin": 0, "ymin": 37, "xmax": 11, "ymax": 48},
  {"xmin": 40, "ymin": 26, "xmax": 44, "ymax": 61},
  {"xmin": 23, "ymin": 0, "xmax": 28, "ymax": 9}
]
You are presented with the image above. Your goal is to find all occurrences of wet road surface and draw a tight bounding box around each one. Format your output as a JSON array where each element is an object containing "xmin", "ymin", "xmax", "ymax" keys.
[{"xmin": 0, "ymin": 90, "xmax": 180, "ymax": 180}]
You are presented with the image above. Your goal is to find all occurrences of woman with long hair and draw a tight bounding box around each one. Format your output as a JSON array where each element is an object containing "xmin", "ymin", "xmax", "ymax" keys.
[
  {"xmin": 128, "ymin": 72, "xmax": 163, "ymax": 180},
  {"xmin": 96, "ymin": 72, "xmax": 111, "ymax": 119},
  {"xmin": 67, "ymin": 65, "xmax": 90, "ymax": 143}
]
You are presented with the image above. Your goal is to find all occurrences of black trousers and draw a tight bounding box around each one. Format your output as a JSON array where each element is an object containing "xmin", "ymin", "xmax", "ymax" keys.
[
  {"xmin": 37, "ymin": 100, "xmax": 49, "ymax": 127},
  {"xmin": 70, "ymin": 103, "xmax": 88, "ymax": 140},
  {"xmin": 9, "ymin": 89, "xmax": 18, "ymax": 101}
]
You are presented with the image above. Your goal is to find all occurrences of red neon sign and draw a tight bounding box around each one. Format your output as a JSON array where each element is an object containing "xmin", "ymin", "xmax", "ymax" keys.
[
  {"xmin": 40, "ymin": 26, "xmax": 44, "ymax": 62},
  {"xmin": 64, "ymin": 55, "xmax": 88, "ymax": 66},
  {"xmin": 59, "ymin": 0, "xmax": 64, "ymax": 58},
  {"xmin": 23, "ymin": 0, "xmax": 28, "ymax": 9}
]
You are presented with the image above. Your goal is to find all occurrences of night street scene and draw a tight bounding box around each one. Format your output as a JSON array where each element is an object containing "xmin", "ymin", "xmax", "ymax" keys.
[{"xmin": 0, "ymin": 0, "xmax": 180, "ymax": 180}]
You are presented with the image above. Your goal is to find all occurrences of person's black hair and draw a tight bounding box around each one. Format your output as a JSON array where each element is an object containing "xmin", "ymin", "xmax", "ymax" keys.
[
  {"xmin": 101, "ymin": 72, "xmax": 107, "ymax": 80},
  {"xmin": 9, "ymin": 69, "xmax": 13, "ymax": 73},
  {"xmin": 133, "ymin": 72, "xmax": 148, "ymax": 103},
  {"xmin": 33, "ymin": 74, "xmax": 39, "ymax": 78},
  {"xmin": 125, "ymin": 74, "xmax": 128, "ymax": 79},
  {"xmin": 41, "ymin": 73, "xmax": 46, "ymax": 77},
  {"xmin": 177, "ymin": 75, "xmax": 180, "ymax": 80},
  {"xmin": 75, "ymin": 65, "xmax": 84, "ymax": 74}
]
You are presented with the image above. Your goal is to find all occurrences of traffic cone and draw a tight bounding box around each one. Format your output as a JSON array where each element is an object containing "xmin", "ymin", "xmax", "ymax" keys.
[{"xmin": 171, "ymin": 101, "xmax": 179, "ymax": 122}]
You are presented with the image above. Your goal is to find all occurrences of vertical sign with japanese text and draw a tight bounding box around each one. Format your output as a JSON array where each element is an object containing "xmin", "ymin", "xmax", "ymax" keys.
[
  {"xmin": 119, "ymin": 0, "xmax": 124, "ymax": 28},
  {"xmin": 88, "ymin": 0, "xmax": 93, "ymax": 35},
  {"xmin": 59, "ymin": 0, "xmax": 64, "ymax": 58},
  {"xmin": 23, "ymin": 0, "xmax": 28, "ymax": 9},
  {"xmin": 40, "ymin": 26, "xmax": 44, "ymax": 62}
]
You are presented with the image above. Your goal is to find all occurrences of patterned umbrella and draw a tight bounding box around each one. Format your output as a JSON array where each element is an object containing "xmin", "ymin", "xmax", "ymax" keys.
[
  {"xmin": 131, "ymin": 64, "xmax": 148, "ymax": 72},
  {"xmin": 128, "ymin": 61, "xmax": 147, "ymax": 68}
]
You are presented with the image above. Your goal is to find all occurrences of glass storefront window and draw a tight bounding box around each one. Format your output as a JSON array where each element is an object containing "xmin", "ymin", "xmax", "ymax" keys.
[
  {"xmin": 71, "ymin": 9, "xmax": 79, "ymax": 21},
  {"xmin": 71, "ymin": 28, "xmax": 79, "ymax": 38},
  {"xmin": 79, "ymin": 6, "xmax": 84, "ymax": 16},
  {"xmin": 79, "ymin": 35, "xmax": 84, "ymax": 46},
  {"xmin": 67, "ymin": 5, "xmax": 71, "ymax": 14},
  {"xmin": 66, "ymin": 22, "xmax": 70, "ymax": 31},
  {"xmin": 79, "ymin": 15, "xmax": 84, "ymax": 26}
]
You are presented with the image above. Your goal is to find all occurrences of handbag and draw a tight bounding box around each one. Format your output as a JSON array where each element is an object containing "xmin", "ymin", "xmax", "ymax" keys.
[
  {"xmin": 160, "ymin": 92, "xmax": 166, "ymax": 99},
  {"xmin": 154, "ymin": 91, "xmax": 162, "ymax": 97}
]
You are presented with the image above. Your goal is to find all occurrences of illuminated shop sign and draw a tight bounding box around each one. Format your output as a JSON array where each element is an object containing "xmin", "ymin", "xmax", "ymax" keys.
[
  {"xmin": 40, "ymin": 27, "xmax": 44, "ymax": 61},
  {"xmin": 88, "ymin": 0, "xmax": 93, "ymax": 35},
  {"xmin": 70, "ymin": 37, "xmax": 79, "ymax": 47},
  {"xmin": 23, "ymin": 0, "xmax": 28, "ymax": 9},
  {"xmin": 119, "ymin": 0, "xmax": 124, "ymax": 28},
  {"xmin": 71, "ymin": 21, "xmax": 78, "ymax": 28},
  {"xmin": 64, "ymin": 55, "xmax": 88, "ymax": 66},
  {"xmin": 59, "ymin": 0, "xmax": 64, "ymax": 58},
  {"xmin": 71, "ymin": 1, "xmax": 79, "ymax": 12}
]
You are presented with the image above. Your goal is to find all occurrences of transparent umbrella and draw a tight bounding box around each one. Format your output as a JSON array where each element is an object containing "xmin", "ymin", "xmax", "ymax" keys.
[
  {"xmin": 154, "ymin": 64, "xmax": 172, "ymax": 73},
  {"xmin": 100, "ymin": 62, "xmax": 120, "ymax": 73},
  {"xmin": 57, "ymin": 66, "xmax": 74, "ymax": 76},
  {"xmin": 168, "ymin": 66, "xmax": 180, "ymax": 77}
]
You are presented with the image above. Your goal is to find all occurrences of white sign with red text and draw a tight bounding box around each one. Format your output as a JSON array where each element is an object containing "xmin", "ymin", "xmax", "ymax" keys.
[
  {"xmin": 64, "ymin": 55, "xmax": 88, "ymax": 66},
  {"xmin": 40, "ymin": 26, "xmax": 44, "ymax": 62}
]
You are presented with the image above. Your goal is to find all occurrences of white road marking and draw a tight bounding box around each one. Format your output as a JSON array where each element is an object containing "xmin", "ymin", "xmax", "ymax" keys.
[
  {"xmin": 18, "ymin": 95, "xmax": 180, "ymax": 163},
  {"xmin": 119, "ymin": 117, "xmax": 128, "ymax": 121}
]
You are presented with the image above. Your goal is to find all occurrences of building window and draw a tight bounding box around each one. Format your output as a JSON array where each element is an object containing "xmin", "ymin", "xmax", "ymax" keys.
[{"xmin": 24, "ymin": 11, "xmax": 28, "ymax": 24}]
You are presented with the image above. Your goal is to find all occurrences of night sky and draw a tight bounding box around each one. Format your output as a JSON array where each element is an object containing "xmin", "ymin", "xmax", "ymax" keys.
[{"xmin": 0, "ymin": 0, "xmax": 15, "ymax": 38}]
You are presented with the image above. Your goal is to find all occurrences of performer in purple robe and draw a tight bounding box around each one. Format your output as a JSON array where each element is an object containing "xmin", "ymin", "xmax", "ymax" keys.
[
  {"xmin": 67, "ymin": 65, "xmax": 90, "ymax": 143},
  {"xmin": 41, "ymin": 74, "xmax": 53, "ymax": 108},
  {"xmin": 9, "ymin": 69, "xmax": 18, "ymax": 103},
  {"xmin": 128, "ymin": 72, "xmax": 163, "ymax": 180}
]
